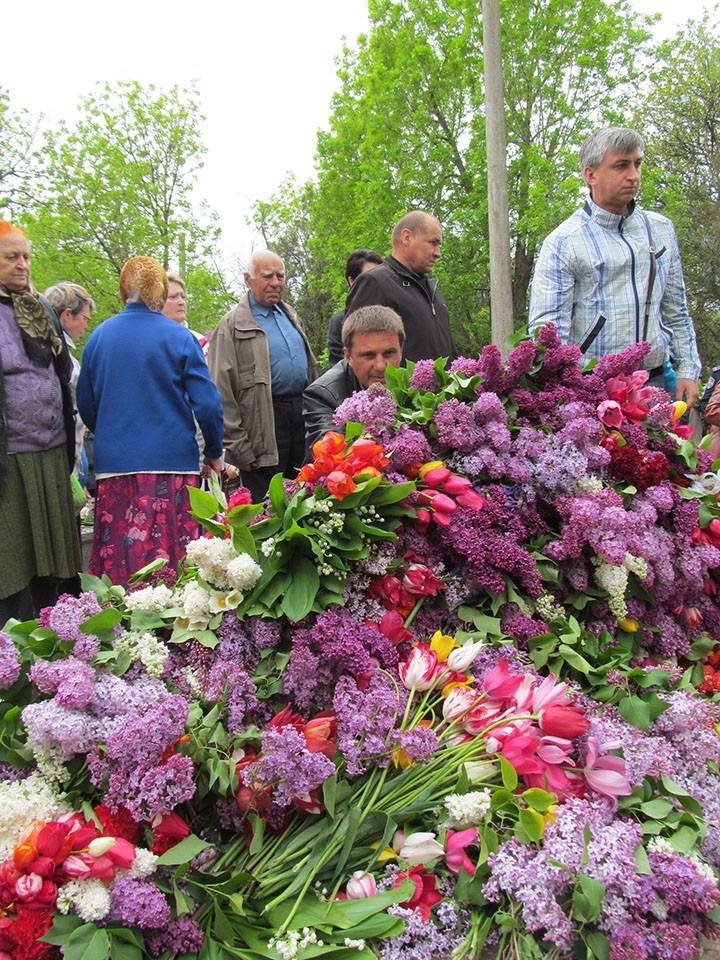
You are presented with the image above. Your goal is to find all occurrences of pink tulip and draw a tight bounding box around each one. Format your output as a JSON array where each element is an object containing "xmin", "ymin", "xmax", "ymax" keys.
[
  {"xmin": 482, "ymin": 659, "xmax": 524, "ymax": 701},
  {"xmin": 15, "ymin": 873, "xmax": 42, "ymax": 901},
  {"xmin": 346, "ymin": 871, "xmax": 377, "ymax": 899},
  {"xmin": 103, "ymin": 837, "xmax": 137, "ymax": 869},
  {"xmin": 399, "ymin": 645, "xmax": 442, "ymax": 691},
  {"xmin": 442, "ymin": 685, "xmax": 478, "ymax": 722},
  {"xmin": 441, "ymin": 474, "xmax": 472, "ymax": 495},
  {"xmin": 422, "ymin": 467, "xmax": 452, "ymax": 488},
  {"xmin": 446, "ymin": 639, "xmax": 485, "ymax": 672},
  {"xmin": 583, "ymin": 737, "xmax": 631, "ymax": 798},
  {"xmin": 402, "ymin": 563, "xmax": 445, "ymax": 597},
  {"xmin": 445, "ymin": 828, "xmax": 477, "ymax": 875},
  {"xmin": 597, "ymin": 399, "xmax": 623, "ymax": 429},
  {"xmin": 456, "ymin": 489, "xmax": 488, "ymax": 510}
]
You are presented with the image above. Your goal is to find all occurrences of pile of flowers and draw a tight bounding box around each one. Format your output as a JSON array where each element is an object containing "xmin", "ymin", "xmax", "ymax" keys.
[{"xmin": 2, "ymin": 324, "xmax": 720, "ymax": 960}]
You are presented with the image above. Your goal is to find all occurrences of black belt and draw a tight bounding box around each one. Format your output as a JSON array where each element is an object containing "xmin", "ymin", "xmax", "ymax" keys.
[{"xmin": 272, "ymin": 393, "xmax": 302, "ymax": 403}]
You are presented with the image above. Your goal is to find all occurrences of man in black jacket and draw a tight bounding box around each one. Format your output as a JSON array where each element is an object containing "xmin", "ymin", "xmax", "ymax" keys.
[
  {"xmin": 327, "ymin": 249, "xmax": 382, "ymax": 366},
  {"xmin": 303, "ymin": 305, "xmax": 405, "ymax": 453},
  {"xmin": 344, "ymin": 211, "xmax": 456, "ymax": 363}
]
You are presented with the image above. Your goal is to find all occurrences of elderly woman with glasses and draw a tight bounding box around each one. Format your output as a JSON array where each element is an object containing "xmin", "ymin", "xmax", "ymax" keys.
[
  {"xmin": 77, "ymin": 256, "xmax": 224, "ymax": 585},
  {"xmin": 0, "ymin": 223, "xmax": 81, "ymax": 623},
  {"xmin": 44, "ymin": 282, "xmax": 95, "ymax": 476}
]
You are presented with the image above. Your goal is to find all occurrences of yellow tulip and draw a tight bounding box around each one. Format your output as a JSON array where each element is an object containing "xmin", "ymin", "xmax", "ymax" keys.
[
  {"xmin": 418, "ymin": 460, "xmax": 446, "ymax": 478},
  {"xmin": 618, "ymin": 618, "xmax": 639, "ymax": 633},
  {"xmin": 429, "ymin": 629, "xmax": 456, "ymax": 662},
  {"xmin": 672, "ymin": 400, "xmax": 688, "ymax": 421}
]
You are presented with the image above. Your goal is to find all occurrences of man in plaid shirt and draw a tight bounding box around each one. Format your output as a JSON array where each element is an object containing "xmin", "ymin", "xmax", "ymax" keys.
[{"xmin": 529, "ymin": 126, "xmax": 700, "ymax": 407}]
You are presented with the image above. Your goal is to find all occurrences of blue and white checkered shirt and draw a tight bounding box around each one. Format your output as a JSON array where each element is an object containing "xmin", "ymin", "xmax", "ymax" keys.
[{"xmin": 528, "ymin": 197, "xmax": 701, "ymax": 380}]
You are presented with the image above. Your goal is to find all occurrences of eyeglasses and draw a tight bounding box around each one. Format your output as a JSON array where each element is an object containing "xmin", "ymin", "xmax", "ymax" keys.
[{"xmin": 77, "ymin": 314, "xmax": 91, "ymax": 323}]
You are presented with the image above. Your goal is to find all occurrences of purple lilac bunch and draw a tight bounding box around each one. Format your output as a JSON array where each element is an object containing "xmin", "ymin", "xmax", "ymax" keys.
[
  {"xmin": 0, "ymin": 631, "xmax": 21, "ymax": 689},
  {"xmin": 484, "ymin": 795, "xmax": 645, "ymax": 952},
  {"xmin": 87, "ymin": 693, "xmax": 195, "ymax": 821},
  {"xmin": 333, "ymin": 673, "xmax": 406, "ymax": 775},
  {"xmin": 241, "ymin": 726, "xmax": 335, "ymax": 810},
  {"xmin": 37, "ymin": 591, "xmax": 103, "ymax": 660},
  {"xmin": 283, "ymin": 608, "xmax": 399, "ymax": 714}
]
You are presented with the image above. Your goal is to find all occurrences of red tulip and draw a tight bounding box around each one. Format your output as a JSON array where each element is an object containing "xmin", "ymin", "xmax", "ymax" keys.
[{"xmin": 538, "ymin": 703, "xmax": 590, "ymax": 739}]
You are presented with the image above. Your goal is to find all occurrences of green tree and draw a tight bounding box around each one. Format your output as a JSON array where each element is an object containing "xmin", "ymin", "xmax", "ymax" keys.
[
  {"xmin": 0, "ymin": 87, "xmax": 42, "ymax": 218},
  {"xmin": 295, "ymin": 0, "xmax": 653, "ymax": 352},
  {"xmin": 248, "ymin": 175, "xmax": 335, "ymax": 355},
  {"xmin": 637, "ymin": 14, "xmax": 720, "ymax": 372},
  {"xmin": 23, "ymin": 80, "xmax": 224, "ymax": 336}
]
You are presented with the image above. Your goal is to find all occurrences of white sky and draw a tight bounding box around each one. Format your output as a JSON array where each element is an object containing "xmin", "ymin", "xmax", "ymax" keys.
[{"xmin": 4, "ymin": 0, "xmax": 714, "ymax": 275}]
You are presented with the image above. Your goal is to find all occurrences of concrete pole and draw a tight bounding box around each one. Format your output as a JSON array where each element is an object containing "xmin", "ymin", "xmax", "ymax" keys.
[{"xmin": 482, "ymin": 0, "xmax": 514, "ymax": 355}]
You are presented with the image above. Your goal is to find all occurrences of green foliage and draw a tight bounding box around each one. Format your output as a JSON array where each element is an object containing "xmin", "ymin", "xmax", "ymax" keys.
[
  {"xmin": 251, "ymin": 0, "xmax": 654, "ymax": 355},
  {"xmin": 0, "ymin": 85, "xmax": 42, "ymax": 218},
  {"xmin": 637, "ymin": 13, "xmax": 720, "ymax": 372},
  {"xmin": 248, "ymin": 174, "xmax": 336, "ymax": 352},
  {"xmin": 17, "ymin": 81, "xmax": 225, "ymax": 343}
]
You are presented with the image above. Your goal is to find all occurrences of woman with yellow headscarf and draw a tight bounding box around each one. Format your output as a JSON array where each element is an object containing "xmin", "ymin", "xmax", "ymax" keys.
[{"xmin": 77, "ymin": 256, "xmax": 224, "ymax": 584}]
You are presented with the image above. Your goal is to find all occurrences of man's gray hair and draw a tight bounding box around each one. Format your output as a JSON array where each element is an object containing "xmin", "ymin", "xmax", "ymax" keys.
[
  {"xmin": 44, "ymin": 282, "xmax": 95, "ymax": 316},
  {"xmin": 342, "ymin": 305, "xmax": 406, "ymax": 351},
  {"xmin": 245, "ymin": 250, "xmax": 284, "ymax": 278},
  {"xmin": 579, "ymin": 127, "xmax": 645, "ymax": 172}
]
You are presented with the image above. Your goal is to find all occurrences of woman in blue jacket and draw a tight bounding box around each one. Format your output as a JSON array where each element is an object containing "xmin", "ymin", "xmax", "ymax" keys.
[{"xmin": 77, "ymin": 257, "xmax": 224, "ymax": 585}]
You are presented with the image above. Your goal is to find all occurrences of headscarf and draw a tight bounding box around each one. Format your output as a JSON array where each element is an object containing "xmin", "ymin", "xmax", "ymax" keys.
[{"xmin": 119, "ymin": 256, "xmax": 168, "ymax": 312}]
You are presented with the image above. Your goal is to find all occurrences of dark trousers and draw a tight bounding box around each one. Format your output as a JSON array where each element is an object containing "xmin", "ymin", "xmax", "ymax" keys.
[
  {"xmin": 0, "ymin": 573, "xmax": 81, "ymax": 626},
  {"xmin": 240, "ymin": 395, "xmax": 306, "ymax": 502}
]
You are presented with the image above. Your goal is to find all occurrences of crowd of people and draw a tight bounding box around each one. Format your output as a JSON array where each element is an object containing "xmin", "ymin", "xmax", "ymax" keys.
[{"xmin": 0, "ymin": 126, "xmax": 712, "ymax": 624}]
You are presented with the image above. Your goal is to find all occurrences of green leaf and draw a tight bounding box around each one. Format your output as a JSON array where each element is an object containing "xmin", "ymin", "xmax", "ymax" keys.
[
  {"xmin": 109, "ymin": 937, "xmax": 143, "ymax": 960},
  {"xmin": 634, "ymin": 843, "xmax": 652, "ymax": 874},
  {"xmin": 583, "ymin": 929, "xmax": 610, "ymax": 960},
  {"xmin": 640, "ymin": 798, "xmax": 674, "ymax": 818},
  {"xmin": 156, "ymin": 833, "xmax": 211, "ymax": 865},
  {"xmin": 500, "ymin": 755, "xmax": 519, "ymax": 791},
  {"xmin": 280, "ymin": 555, "xmax": 320, "ymax": 622},
  {"xmin": 62, "ymin": 925, "xmax": 110, "ymax": 960},
  {"xmin": 617, "ymin": 694, "xmax": 652, "ymax": 731},
  {"xmin": 80, "ymin": 608, "xmax": 123, "ymax": 634},
  {"xmin": 521, "ymin": 787, "xmax": 556, "ymax": 812},
  {"xmin": 670, "ymin": 824, "xmax": 700, "ymax": 852},
  {"xmin": 519, "ymin": 807, "xmax": 543, "ymax": 841},
  {"xmin": 189, "ymin": 484, "xmax": 223, "ymax": 519},
  {"xmin": 573, "ymin": 872, "xmax": 605, "ymax": 921}
]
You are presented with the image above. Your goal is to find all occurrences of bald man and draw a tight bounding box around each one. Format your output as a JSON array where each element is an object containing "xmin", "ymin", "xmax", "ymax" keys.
[{"xmin": 344, "ymin": 210, "xmax": 456, "ymax": 362}]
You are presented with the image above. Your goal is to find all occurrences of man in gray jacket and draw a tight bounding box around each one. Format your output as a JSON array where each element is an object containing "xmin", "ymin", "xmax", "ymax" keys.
[
  {"xmin": 208, "ymin": 250, "xmax": 318, "ymax": 500},
  {"xmin": 303, "ymin": 305, "xmax": 405, "ymax": 453}
]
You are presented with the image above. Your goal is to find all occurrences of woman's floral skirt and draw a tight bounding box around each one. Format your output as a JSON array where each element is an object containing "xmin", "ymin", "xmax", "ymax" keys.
[{"xmin": 89, "ymin": 472, "xmax": 199, "ymax": 585}]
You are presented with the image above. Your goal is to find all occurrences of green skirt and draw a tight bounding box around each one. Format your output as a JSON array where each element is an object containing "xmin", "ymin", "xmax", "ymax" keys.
[{"xmin": 0, "ymin": 446, "xmax": 82, "ymax": 600}]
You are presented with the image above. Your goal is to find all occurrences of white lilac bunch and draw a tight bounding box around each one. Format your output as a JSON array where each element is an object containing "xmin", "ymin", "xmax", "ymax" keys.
[
  {"xmin": 0, "ymin": 772, "xmax": 69, "ymax": 859},
  {"xmin": 114, "ymin": 630, "xmax": 170, "ymax": 678},
  {"xmin": 444, "ymin": 789, "xmax": 493, "ymax": 828},
  {"xmin": 592, "ymin": 553, "xmax": 648, "ymax": 620},
  {"xmin": 185, "ymin": 538, "xmax": 262, "ymax": 592},
  {"xmin": 175, "ymin": 582, "xmax": 215, "ymax": 629},
  {"xmin": 124, "ymin": 583, "xmax": 176, "ymax": 613},
  {"xmin": 56, "ymin": 878, "xmax": 112, "ymax": 922},
  {"xmin": 267, "ymin": 928, "xmax": 324, "ymax": 960}
]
